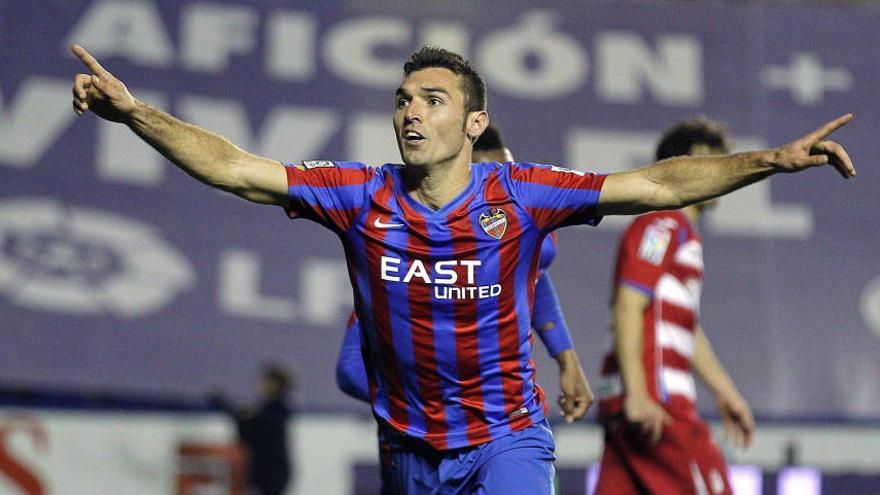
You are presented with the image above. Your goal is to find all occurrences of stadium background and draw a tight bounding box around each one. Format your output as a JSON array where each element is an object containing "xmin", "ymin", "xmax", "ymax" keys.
[{"xmin": 1, "ymin": 0, "xmax": 878, "ymax": 493}]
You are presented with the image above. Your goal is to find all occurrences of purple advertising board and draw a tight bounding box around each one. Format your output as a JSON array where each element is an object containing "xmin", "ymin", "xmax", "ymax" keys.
[{"xmin": 1, "ymin": 0, "xmax": 879, "ymax": 421}]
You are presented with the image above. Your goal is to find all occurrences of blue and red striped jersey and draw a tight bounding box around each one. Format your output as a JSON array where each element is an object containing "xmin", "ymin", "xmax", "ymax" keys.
[
  {"xmin": 337, "ymin": 234, "xmax": 573, "ymax": 404},
  {"xmin": 286, "ymin": 160, "xmax": 605, "ymax": 450}
]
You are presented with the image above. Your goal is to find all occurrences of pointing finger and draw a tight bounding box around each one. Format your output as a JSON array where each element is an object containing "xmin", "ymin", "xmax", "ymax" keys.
[
  {"xmin": 803, "ymin": 113, "xmax": 853, "ymax": 144},
  {"xmin": 71, "ymin": 44, "xmax": 111, "ymax": 77}
]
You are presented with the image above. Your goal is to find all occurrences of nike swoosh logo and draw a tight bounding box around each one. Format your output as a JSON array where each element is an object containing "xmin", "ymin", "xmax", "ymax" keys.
[{"xmin": 373, "ymin": 217, "xmax": 405, "ymax": 229}]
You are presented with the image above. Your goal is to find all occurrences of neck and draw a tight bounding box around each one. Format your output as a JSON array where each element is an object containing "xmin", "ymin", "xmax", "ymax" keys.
[{"xmin": 403, "ymin": 152, "xmax": 473, "ymax": 210}]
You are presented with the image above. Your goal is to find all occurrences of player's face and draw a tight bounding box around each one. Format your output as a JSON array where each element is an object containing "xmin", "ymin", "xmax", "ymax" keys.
[
  {"xmin": 393, "ymin": 68, "xmax": 483, "ymax": 168},
  {"xmin": 690, "ymin": 143, "xmax": 727, "ymax": 209},
  {"xmin": 472, "ymin": 147, "xmax": 513, "ymax": 163}
]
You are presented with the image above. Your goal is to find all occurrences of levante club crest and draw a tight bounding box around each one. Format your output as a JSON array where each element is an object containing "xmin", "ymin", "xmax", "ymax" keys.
[{"xmin": 479, "ymin": 208, "xmax": 507, "ymax": 240}]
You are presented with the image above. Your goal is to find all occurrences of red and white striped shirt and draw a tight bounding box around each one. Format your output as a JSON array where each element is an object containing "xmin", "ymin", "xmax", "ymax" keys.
[{"xmin": 597, "ymin": 210, "xmax": 703, "ymax": 419}]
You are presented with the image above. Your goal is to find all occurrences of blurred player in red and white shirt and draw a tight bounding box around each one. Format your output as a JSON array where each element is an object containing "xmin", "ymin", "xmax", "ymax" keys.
[{"xmin": 595, "ymin": 118, "xmax": 756, "ymax": 495}]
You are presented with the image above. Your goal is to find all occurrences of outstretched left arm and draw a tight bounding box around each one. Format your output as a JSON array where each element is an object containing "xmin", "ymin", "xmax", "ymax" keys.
[{"xmin": 597, "ymin": 114, "xmax": 855, "ymax": 216}]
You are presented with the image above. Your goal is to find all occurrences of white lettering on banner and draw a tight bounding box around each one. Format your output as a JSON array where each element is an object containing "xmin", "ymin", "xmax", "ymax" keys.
[
  {"xmin": 324, "ymin": 17, "xmax": 412, "ymax": 88},
  {"xmin": 421, "ymin": 22, "xmax": 470, "ymax": 58},
  {"xmin": 97, "ymin": 89, "xmax": 168, "ymax": 185},
  {"xmin": 0, "ymin": 198, "xmax": 194, "ymax": 317},
  {"xmin": 348, "ymin": 113, "xmax": 400, "ymax": 165},
  {"xmin": 597, "ymin": 31, "xmax": 703, "ymax": 105},
  {"xmin": 705, "ymin": 137, "xmax": 812, "ymax": 238},
  {"xmin": 565, "ymin": 129, "xmax": 814, "ymax": 237},
  {"xmin": 65, "ymin": 0, "xmax": 174, "ymax": 67},
  {"xmin": 219, "ymin": 250, "xmax": 297, "ymax": 321},
  {"xmin": 300, "ymin": 258, "xmax": 353, "ymax": 325},
  {"xmin": 219, "ymin": 250, "xmax": 351, "ymax": 325},
  {"xmin": 177, "ymin": 96, "xmax": 338, "ymax": 161},
  {"xmin": 477, "ymin": 12, "xmax": 587, "ymax": 99},
  {"xmin": 0, "ymin": 79, "xmax": 76, "ymax": 167},
  {"xmin": 182, "ymin": 4, "xmax": 259, "ymax": 73},
  {"xmin": 860, "ymin": 275, "xmax": 880, "ymax": 340},
  {"xmin": 58, "ymin": 4, "xmax": 717, "ymax": 104},
  {"xmin": 762, "ymin": 52, "xmax": 853, "ymax": 106},
  {"xmin": 266, "ymin": 11, "xmax": 317, "ymax": 81}
]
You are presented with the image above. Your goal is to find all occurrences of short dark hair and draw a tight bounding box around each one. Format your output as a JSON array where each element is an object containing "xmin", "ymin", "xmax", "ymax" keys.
[
  {"xmin": 655, "ymin": 116, "xmax": 731, "ymax": 161},
  {"xmin": 403, "ymin": 45, "xmax": 487, "ymax": 113},
  {"xmin": 473, "ymin": 124, "xmax": 505, "ymax": 152}
]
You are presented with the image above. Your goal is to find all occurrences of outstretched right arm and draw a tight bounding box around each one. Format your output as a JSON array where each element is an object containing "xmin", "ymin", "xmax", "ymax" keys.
[{"xmin": 71, "ymin": 44, "xmax": 288, "ymax": 206}]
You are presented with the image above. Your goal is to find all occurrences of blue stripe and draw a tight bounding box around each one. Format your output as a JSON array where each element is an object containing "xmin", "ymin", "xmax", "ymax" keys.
[
  {"xmin": 382, "ymin": 221, "xmax": 427, "ymax": 437},
  {"xmin": 513, "ymin": 219, "xmax": 543, "ymax": 410},
  {"xmin": 620, "ymin": 280, "xmax": 655, "ymax": 297},
  {"xmin": 471, "ymin": 206, "xmax": 507, "ymax": 430},
  {"xmin": 342, "ymin": 231, "xmax": 392, "ymax": 419},
  {"xmin": 425, "ymin": 217, "xmax": 468, "ymax": 437},
  {"xmin": 513, "ymin": 182, "xmax": 603, "ymax": 210}
]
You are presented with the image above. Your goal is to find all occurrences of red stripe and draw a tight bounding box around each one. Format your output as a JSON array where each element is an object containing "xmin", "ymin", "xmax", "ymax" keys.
[
  {"xmin": 509, "ymin": 164, "xmax": 604, "ymax": 190},
  {"xmin": 401, "ymin": 203, "xmax": 448, "ymax": 449},
  {"xmin": 285, "ymin": 166, "xmax": 368, "ymax": 229},
  {"xmin": 364, "ymin": 180, "xmax": 409, "ymax": 430},
  {"xmin": 344, "ymin": 253, "xmax": 379, "ymax": 406},
  {"xmin": 290, "ymin": 166, "xmax": 374, "ymax": 187},
  {"xmin": 447, "ymin": 194, "xmax": 487, "ymax": 444},
  {"xmin": 676, "ymin": 263, "xmax": 702, "ymax": 282},
  {"xmin": 324, "ymin": 208, "xmax": 362, "ymax": 232},
  {"xmin": 659, "ymin": 300, "xmax": 696, "ymax": 330},
  {"xmin": 661, "ymin": 349, "xmax": 692, "ymax": 371},
  {"xmin": 485, "ymin": 174, "xmax": 530, "ymax": 421}
]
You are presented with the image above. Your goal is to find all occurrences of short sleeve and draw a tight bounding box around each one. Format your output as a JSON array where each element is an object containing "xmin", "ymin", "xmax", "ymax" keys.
[
  {"xmin": 284, "ymin": 160, "xmax": 374, "ymax": 232},
  {"xmin": 504, "ymin": 162, "xmax": 606, "ymax": 231},
  {"xmin": 615, "ymin": 214, "xmax": 678, "ymax": 297}
]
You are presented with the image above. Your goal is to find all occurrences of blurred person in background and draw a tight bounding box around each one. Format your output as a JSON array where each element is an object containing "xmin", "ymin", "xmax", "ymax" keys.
[
  {"xmin": 594, "ymin": 118, "xmax": 755, "ymax": 495},
  {"xmin": 70, "ymin": 39, "xmax": 853, "ymax": 494},
  {"xmin": 213, "ymin": 365, "xmax": 294, "ymax": 495}
]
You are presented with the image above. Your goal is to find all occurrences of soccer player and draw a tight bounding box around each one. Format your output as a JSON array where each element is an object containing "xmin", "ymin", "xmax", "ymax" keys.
[
  {"xmin": 594, "ymin": 118, "xmax": 755, "ymax": 495},
  {"xmin": 70, "ymin": 42, "xmax": 854, "ymax": 494},
  {"xmin": 334, "ymin": 125, "xmax": 589, "ymax": 494},
  {"xmin": 336, "ymin": 125, "xmax": 592, "ymax": 424}
]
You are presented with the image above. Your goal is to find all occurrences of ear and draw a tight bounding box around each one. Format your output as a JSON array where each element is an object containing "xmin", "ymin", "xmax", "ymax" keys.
[{"xmin": 466, "ymin": 111, "xmax": 489, "ymax": 143}]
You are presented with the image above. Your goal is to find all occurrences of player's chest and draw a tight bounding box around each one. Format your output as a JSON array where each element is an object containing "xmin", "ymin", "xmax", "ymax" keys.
[{"xmin": 353, "ymin": 201, "xmax": 530, "ymax": 256}]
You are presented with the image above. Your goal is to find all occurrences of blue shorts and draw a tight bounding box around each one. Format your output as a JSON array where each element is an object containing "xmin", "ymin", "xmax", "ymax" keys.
[{"xmin": 379, "ymin": 420, "xmax": 556, "ymax": 495}]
